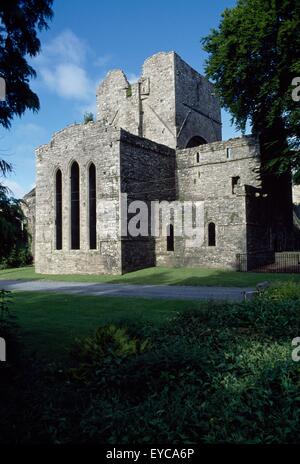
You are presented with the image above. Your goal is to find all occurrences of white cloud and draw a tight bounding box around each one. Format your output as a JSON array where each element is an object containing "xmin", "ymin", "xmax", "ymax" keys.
[
  {"xmin": 40, "ymin": 63, "xmax": 94, "ymax": 101},
  {"xmin": 38, "ymin": 29, "xmax": 88, "ymax": 66},
  {"xmin": 36, "ymin": 29, "xmax": 96, "ymax": 102}
]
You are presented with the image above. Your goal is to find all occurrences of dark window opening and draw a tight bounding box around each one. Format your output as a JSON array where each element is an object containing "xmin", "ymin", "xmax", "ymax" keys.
[
  {"xmin": 186, "ymin": 136, "xmax": 207, "ymax": 148},
  {"xmin": 208, "ymin": 222, "xmax": 216, "ymax": 247},
  {"xmin": 196, "ymin": 153, "xmax": 200, "ymax": 163},
  {"xmin": 55, "ymin": 169, "xmax": 62, "ymax": 250},
  {"xmin": 192, "ymin": 204, "xmax": 196, "ymax": 228},
  {"xmin": 89, "ymin": 163, "xmax": 97, "ymax": 249},
  {"xmin": 167, "ymin": 224, "xmax": 174, "ymax": 251},
  {"xmin": 71, "ymin": 161, "xmax": 80, "ymax": 249},
  {"xmin": 232, "ymin": 176, "xmax": 241, "ymax": 194}
]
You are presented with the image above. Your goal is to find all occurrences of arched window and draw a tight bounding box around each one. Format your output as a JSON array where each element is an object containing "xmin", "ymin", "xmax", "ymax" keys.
[
  {"xmin": 208, "ymin": 222, "xmax": 216, "ymax": 247},
  {"xmin": 167, "ymin": 224, "xmax": 174, "ymax": 251},
  {"xmin": 89, "ymin": 163, "xmax": 96, "ymax": 249},
  {"xmin": 186, "ymin": 136, "xmax": 207, "ymax": 148},
  {"xmin": 70, "ymin": 161, "xmax": 80, "ymax": 249},
  {"xmin": 55, "ymin": 169, "xmax": 62, "ymax": 250}
]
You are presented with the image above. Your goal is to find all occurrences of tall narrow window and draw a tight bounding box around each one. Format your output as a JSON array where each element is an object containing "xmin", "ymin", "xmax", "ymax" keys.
[
  {"xmin": 167, "ymin": 224, "xmax": 174, "ymax": 251},
  {"xmin": 208, "ymin": 222, "xmax": 216, "ymax": 247},
  {"xmin": 226, "ymin": 147, "xmax": 232, "ymax": 159},
  {"xmin": 71, "ymin": 161, "xmax": 80, "ymax": 249},
  {"xmin": 89, "ymin": 163, "xmax": 96, "ymax": 249},
  {"xmin": 55, "ymin": 169, "xmax": 62, "ymax": 250}
]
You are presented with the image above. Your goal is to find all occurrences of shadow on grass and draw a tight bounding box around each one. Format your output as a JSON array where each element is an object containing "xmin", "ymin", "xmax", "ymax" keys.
[
  {"xmin": 109, "ymin": 267, "xmax": 300, "ymax": 287},
  {"xmin": 1, "ymin": 265, "xmax": 300, "ymax": 288}
]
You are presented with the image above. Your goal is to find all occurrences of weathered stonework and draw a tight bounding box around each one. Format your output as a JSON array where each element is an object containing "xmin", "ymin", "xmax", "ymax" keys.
[
  {"xmin": 22, "ymin": 188, "xmax": 36, "ymax": 256},
  {"xmin": 96, "ymin": 51, "xmax": 221, "ymax": 149},
  {"xmin": 27, "ymin": 51, "xmax": 294, "ymax": 275}
]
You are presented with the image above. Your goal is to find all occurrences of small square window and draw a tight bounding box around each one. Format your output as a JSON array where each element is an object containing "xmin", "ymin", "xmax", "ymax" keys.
[{"xmin": 226, "ymin": 147, "xmax": 232, "ymax": 159}]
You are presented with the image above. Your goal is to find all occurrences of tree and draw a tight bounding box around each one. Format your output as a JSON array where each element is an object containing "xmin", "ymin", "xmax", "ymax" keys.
[
  {"xmin": 0, "ymin": 191, "xmax": 31, "ymax": 268},
  {"xmin": 0, "ymin": 0, "xmax": 53, "ymax": 130},
  {"xmin": 0, "ymin": 159, "xmax": 12, "ymax": 183},
  {"xmin": 0, "ymin": 1, "xmax": 53, "ymax": 263},
  {"xmin": 202, "ymin": 0, "xmax": 300, "ymax": 180}
]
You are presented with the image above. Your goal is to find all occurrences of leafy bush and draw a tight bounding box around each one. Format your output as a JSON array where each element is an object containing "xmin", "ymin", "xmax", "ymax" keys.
[
  {"xmin": 262, "ymin": 281, "xmax": 300, "ymax": 302},
  {"xmin": 69, "ymin": 324, "xmax": 149, "ymax": 382},
  {"xmin": 0, "ymin": 190, "xmax": 33, "ymax": 269},
  {"xmin": 0, "ymin": 290, "xmax": 16, "ymax": 353},
  {"xmin": 83, "ymin": 112, "xmax": 94, "ymax": 124},
  {"xmin": 5, "ymin": 245, "xmax": 33, "ymax": 268},
  {"xmin": 0, "ymin": 246, "xmax": 32, "ymax": 269}
]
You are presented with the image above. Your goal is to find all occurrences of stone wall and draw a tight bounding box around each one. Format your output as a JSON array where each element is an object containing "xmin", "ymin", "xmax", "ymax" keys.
[
  {"xmin": 119, "ymin": 129, "xmax": 175, "ymax": 273},
  {"xmin": 35, "ymin": 122, "xmax": 123, "ymax": 275},
  {"xmin": 22, "ymin": 188, "xmax": 36, "ymax": 257},
  {"xmin": 155, "ymin": 136, "xmax": 262, "ymax": 269},
  {"xmin": 293, "ymin": 184, "xmax": 300, "ymax": 205},
  {"xmin": 96, "ymin": 70, "xmax": 140, "ymax": 137},
  {"xmin": 174, "ymin": 53, "xmax": 222, "ymax": 148}
]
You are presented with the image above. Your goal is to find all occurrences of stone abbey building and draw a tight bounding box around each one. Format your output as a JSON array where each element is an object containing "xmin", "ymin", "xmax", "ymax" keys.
[{"xmin": 31, "ymin": 51, "xmax": 294, "ymax": 275}]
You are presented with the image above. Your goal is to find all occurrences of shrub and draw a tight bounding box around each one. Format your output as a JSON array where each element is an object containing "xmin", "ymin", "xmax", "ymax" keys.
[
  {"xmin": 0, "ymin": 191, "xmax": 31, "ymax": 268},
  {"xmin": 69, "ymin": 324, "xmax": 150, "ymax": 382},
  {"xmin": 6, "ymin": 245, "xmax": 33, "ymax": 268},
  {"xmin": 262, "ymin": 281, "xmax": 300, "ymax": 302}
]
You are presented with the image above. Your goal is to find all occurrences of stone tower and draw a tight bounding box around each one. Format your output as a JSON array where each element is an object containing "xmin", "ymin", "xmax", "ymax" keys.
[{"xmin": 96, "ymin": 51, "xmax": 221, "ymax": 149}]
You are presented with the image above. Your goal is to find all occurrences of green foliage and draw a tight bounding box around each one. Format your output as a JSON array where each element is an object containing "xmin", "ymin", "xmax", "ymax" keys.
[
  {"xmin": 0, "ymin": 160, "xmax": 12, "ymax": 179},
  {"xmin": 0, "ymin": 289, "xmax": 17, "ymax": 368},
  {"xmin": 69, "ymin": 324, "xmax": 150, "ymax": 382},
  {"xmin": 126, "ymin": 85, "xmax": 132, "ymax": 98},
  {"xmin": 83, "ymin": 112, "xmax": 94, "ymax": 124},
  {"xmin": 0, "ymin": 191, "xmax": 32, "ymax": 268},
  {"xmin": 1, "ymin": 286, "xmax": 299, "ymax": 444},
  {"xmin": 0, "ymin": 0, "xmax": 54, "ymax": 129},
  {"xmin": 0, "ymin": 289, "xmax": 13, "ymax": 320},
  {"xmin": 202, "ymin": 0, "xmax": 300, "ymax": 177},
  {"xmin": 0, "ymin": 290, "xmax": 15, "ymax": 362},
  {"xmin": 262, "ymin": 280, "xmax": 300, "ymax": 301}
]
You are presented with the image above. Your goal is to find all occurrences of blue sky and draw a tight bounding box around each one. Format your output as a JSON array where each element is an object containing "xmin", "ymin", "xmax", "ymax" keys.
[{"xmin": 1, "ymin": 0, "xmax": 241, "ymax": 197}]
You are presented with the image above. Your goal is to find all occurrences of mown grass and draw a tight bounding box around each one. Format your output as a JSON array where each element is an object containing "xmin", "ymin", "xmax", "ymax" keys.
[
  {"xmin": 12, "ymin": 291, "xmax": 200, "ymax": 359},
  {"xmin": 1, "ymin": 265, "xmax": 300, "ymax": 287}
]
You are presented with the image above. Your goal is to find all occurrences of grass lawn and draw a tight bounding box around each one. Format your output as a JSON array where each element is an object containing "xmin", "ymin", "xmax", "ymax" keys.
[
  {"xmin": 1, "ymin": 265, "xmax": 300, "ymax": 287},
  {"xmin": 12, "ymin": 291, "xmax": 200, "ymax": 359}
]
